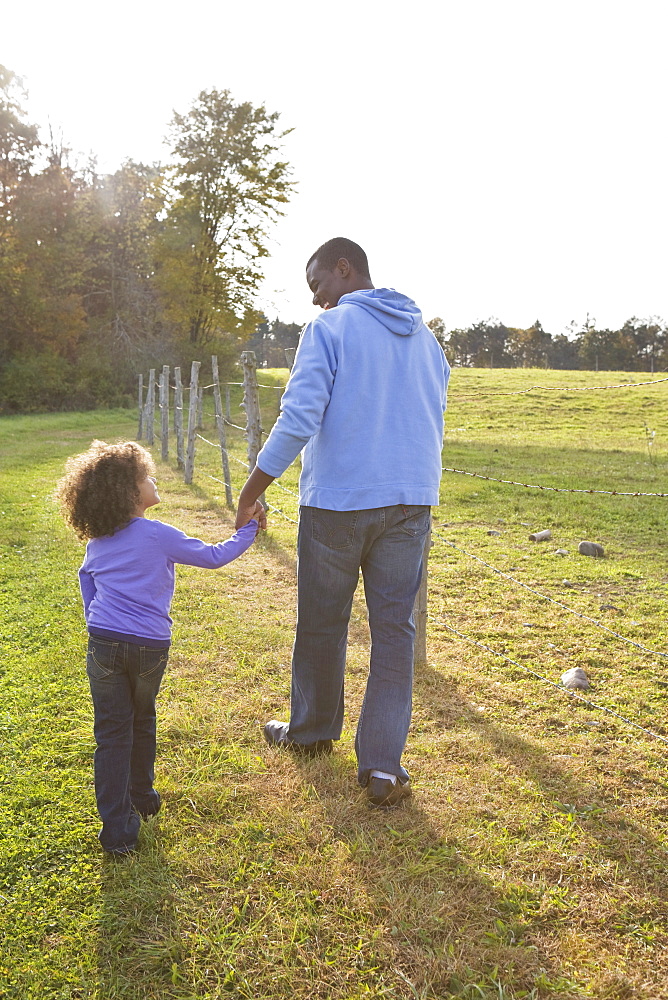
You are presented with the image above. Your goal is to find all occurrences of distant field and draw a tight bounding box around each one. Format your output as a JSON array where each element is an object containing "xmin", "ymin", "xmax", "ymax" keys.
[{"xmin": 1, "ymin": 367, "xmax": 667, "ymax": 1000}]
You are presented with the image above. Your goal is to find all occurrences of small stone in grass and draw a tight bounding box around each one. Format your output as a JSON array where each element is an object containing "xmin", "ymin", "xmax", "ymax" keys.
[
  {"xmin": 561, "ymin": 667, "xmax": 591, "ymax": 690},
  {"xmin": 554, "ymin": 548, "xmax": 569, "ymax": 556},
  {"xmin": 487, "ymin": 529, "xmax": 501, "ymax": 536}
]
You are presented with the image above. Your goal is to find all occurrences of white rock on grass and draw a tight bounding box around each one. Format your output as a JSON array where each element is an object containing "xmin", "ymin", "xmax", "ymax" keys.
[
  {"xmin": 529, "ymin": 529, "xmax": 552, "ymax": 541},
  {"xmin": 561, "ymin": 667, "xmax": 591, "ymax": 690},
  {"xmin": 554, "ymin": 549, "xmax": 569, "ymax": 556}
]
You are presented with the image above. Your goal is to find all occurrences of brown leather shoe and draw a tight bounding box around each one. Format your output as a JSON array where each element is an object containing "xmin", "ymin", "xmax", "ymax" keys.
[
  {"xmin": 263, "ymin": 720, "xmax": 333, "ymax": 757},
  {"xmin": 366, "ymin": 775, "xmax": 412, "ymax": 808}
]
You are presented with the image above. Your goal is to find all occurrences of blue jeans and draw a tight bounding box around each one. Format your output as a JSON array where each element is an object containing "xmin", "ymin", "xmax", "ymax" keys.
[
  {"xmin": 287, "ymin": 505, "xmax": 430, "ymax": 785},
  {"xmin": 86, "ymin": 637, "xmax": 169, "ymax": 853}
]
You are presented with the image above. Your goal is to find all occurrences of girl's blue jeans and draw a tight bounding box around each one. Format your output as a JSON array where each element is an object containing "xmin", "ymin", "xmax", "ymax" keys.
[
  {"xmin": 86, "ymin": 636, "xmax": 169, "ymax": 854},
  {"xmin": 287, "ymin": 504, "xmax": 430, "ymax": 786}
]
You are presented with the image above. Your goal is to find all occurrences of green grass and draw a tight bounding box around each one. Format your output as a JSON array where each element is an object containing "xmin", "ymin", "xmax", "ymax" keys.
[{"xmin": 0, "ymin": 368, "xmax": 667, "ymax": 999}]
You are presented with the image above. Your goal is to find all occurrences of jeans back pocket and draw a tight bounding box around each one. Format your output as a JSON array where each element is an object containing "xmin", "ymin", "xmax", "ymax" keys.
[
  {"xmin": 310, "ymin": 508, "xmax": 359, "ymax": 550},
  {"xmin": 398, "ymin": 505, "xmax": 431, "ymax": 538},
  {"xmin": 86, "ymin": 637, "xmax": 119, "ymax": 681}
]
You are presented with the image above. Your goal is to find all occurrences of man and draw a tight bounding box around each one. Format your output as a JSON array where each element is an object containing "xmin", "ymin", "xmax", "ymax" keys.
[{"xmin": 236, "ymin": 237, "xmax": 449, "ymax": 807}]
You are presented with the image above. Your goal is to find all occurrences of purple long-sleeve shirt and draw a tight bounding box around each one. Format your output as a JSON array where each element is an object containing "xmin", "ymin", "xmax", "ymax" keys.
[{"xmin": 79, "ymin": 517, "xmax": 257, "ymax": 645}]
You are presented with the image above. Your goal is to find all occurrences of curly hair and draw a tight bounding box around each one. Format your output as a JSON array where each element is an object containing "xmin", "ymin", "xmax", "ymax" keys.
[{"xmin": 55, "ymin": 440, "xmax": 156, "ymax": 540}]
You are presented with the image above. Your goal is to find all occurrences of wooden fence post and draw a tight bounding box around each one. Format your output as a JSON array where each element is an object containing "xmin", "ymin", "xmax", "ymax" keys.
[
  {"xmin": 211, "ymin": 355, "xmax": 234, "ymax": 508},
  {"xmin": 412, "ymin": 520, "xmax": 431, "ymax": 667},
  {"xmin": 160, "ymin": 365, "xmax": 169, "ymax": 462},
  {"xmin": 145, "ymin": 369, "xmax": 155, "ymax": 446},
  {"xmin": 184, "ymin": 361, "xmax": 200, "ymax": 485},
  {"xmin": 197, "ymin": 385, "xmax": 204, "ymax": 430},
  {"xmin": 137, "ymin": 374, "xmax": 144, "ymax": 440},
  {"xmin": 174, "ymin": 367, "xmax": 184, "ymax": 469},
  {"xmin": 241, "ymin": 350, "xmax": 265, "ymax": 506}
]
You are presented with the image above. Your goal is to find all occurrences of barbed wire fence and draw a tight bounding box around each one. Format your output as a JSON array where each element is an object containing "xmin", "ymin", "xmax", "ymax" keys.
[{"xmin": 135, "ymin": 356, "xmax": 668, "ymax": 742}]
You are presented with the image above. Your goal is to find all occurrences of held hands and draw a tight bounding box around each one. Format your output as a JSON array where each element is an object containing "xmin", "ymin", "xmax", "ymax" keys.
[
  {"xmin": 236, "ymin": 499, "xmax": 267, "ymax": 532},
  {"xmin": 235, "ymin": 466, "xmax": 274, "ymax": 531}
]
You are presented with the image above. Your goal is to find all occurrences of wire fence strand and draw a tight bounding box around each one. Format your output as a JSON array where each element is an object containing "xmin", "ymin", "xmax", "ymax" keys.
[
  {"xmin": 441, "ymin": 467, "xmax": 668, "ymax": 498},
  {"xmin": 453, "ymin": 376, "xmax": 668, "ymax": 399},
  {"xmin": 427, "ymin": 612, "xmax": 668, "ymax": 746},
  {"xmin": 431, "ymin": 528, "xmax": 668, "ymax": 660}
]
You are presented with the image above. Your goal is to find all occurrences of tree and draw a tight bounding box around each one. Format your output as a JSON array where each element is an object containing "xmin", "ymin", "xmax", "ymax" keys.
[
  {"xmin": 469, "ymin": 319, "xmax": 511, "ymax": 367},
  {"xmin": 159, "ymin": 89, "xmax": 293, "ymax": 350},
  {"xmin": 244, "ymin": 316, "xmax": 302, "ymax": 368},
  {"xmin": 620, "ymin": 316, "xmax": 666, "ymax": 372},
  {"xmin": 506, "ymin": 320, "xmax": 552, "ymax": 368},
  {"xmin": 440, "ymin": 318, "xmax": 512, "ymax": 367},
  {"xmin": 264, "ymin": 319, "xmax": 301, "ymax": 368},
  {"xmin": 577, "ymin": 326, "xmax": 636, "ymax": 371},
  {"xmin": 443, "ymin": 326, "xmax": 476, "ymax": 367},
  {"xmin": 2, "ymin": 155, "xmax": 88, "ymax": 363},
  {"xmin": 426, "ymin": 316, "xmax": 447, "ymax": 353},
  {"xmin": 0, "ymin": 65, "xmax": 40, "ymax": 226},
  {"xmin": 79, "ymin": 161, "xmax": 167, "ymax": 367},
  {"xmin": 0, "ymin": 65, "xmax": 41, "ymax": 367},
  {"xmin": 547, "ymin": 334, "xmax": 580, "ymax": 369}
]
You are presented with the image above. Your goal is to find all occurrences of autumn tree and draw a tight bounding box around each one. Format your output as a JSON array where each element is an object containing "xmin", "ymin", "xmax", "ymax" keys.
[
  {"xmin": 0, "ymin": 65, "xmax": 40, "ymax": 365},
  {"xmin": 0, "ymin": 65, "xmax": 39, "ymax": 227},
  {"xmin": 78, "ymin": 161, "xmax": 167, "ymax": 369},
  {"xmin": 158, "ymin": 89, "xmax": 293, "ymax": 352}
]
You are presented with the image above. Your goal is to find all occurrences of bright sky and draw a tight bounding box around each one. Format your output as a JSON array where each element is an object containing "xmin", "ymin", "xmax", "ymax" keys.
[{"xmin": 4, "ymin": 0, "xmax": 667, "ymax": 334}]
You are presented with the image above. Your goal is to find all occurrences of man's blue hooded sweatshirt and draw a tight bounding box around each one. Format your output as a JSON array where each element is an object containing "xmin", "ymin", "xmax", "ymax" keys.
[{"xmin": 257, "ymin": 288, "xmax": 449, "ymax": 511}]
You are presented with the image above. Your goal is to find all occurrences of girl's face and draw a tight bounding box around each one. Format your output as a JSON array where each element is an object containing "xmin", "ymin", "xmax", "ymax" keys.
[{"xmin": 137, "ymin": 475, "xmax": 160, "ymax": 513}]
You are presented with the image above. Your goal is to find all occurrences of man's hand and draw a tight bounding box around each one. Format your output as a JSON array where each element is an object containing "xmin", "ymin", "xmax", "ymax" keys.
[
  {"xmin": 235, "ymin": 466, "xmax": 275, "ymax": 530},
  {"xmin": 236, "ymin": 498, "xmax": 267, "ymax": 531}
]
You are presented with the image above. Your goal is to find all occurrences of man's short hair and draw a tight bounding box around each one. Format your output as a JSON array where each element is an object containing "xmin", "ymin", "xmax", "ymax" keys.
[{"xmin": 306, "ymin": 237, "xmax": 370, "ymax": 278}]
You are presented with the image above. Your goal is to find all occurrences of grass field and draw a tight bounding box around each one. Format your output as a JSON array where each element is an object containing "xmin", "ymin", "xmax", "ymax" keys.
[{"xmin": 1, "ymin": 366, "xmax": 667, "ymax": 999}]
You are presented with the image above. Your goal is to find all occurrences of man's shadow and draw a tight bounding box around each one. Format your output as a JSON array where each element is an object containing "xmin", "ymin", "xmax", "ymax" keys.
[{"xmin": 287, "ymin": 662, "xmax": 623, "ymax": 998}]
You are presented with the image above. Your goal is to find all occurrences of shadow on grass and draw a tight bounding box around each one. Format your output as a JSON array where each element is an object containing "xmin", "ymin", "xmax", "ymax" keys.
[
  {"xmin": 283, "ymin": 670, "xmax": 592, "ymax": 999},
  {"xmin": 96, "ymin": 823, "xmax": 184, "ymax": 999},
  {"xmin": 473, "ymin": 717, "xmax": 668, "ymax": 895},
  {"xmin": 185, "ymin": 480, "xmax": 299, "ymax": 578}
]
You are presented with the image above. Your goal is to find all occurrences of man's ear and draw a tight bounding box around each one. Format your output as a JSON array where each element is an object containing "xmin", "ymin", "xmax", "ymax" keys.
[{"xmin": 336, "ymin": 257, "xmax": 351, "ymax": 278}]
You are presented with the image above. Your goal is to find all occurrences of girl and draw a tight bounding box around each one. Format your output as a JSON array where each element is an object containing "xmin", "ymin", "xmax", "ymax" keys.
[{"xmin": 56, "ymin": 440, "xmax": 264, "ymax": 857}]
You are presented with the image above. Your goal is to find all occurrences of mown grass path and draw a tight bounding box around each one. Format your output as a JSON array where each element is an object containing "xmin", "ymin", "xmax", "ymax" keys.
[{"xmin": 1, "ymin": 369, "xmax": 667, "ymax": 999}]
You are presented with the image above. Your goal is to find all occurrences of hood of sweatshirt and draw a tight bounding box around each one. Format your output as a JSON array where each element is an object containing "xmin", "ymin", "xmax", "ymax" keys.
[{"xmin": 338, "ymin": 287, "xmax": 423, "ymax": 336}]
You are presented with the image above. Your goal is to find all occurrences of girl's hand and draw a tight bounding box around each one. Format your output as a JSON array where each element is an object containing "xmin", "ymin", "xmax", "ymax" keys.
[{"xmin": 251, "ymin": 501, "xmax": 267, "ymax": 530}]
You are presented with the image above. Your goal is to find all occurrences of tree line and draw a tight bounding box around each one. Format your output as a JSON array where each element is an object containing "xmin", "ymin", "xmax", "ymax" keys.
[
  {"xmin": 427, "ymin": 315, "xmax": 666, "ymax": 372},
  {"xmin": 1, "ymin": 64, "xmax": 665, "ymax": 416},
  {"xmin": 0, "ymin": 65, "xmax": 293, "ymax": 413}
]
